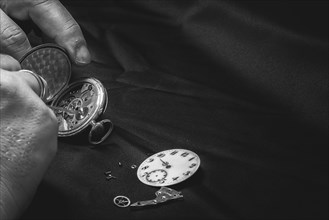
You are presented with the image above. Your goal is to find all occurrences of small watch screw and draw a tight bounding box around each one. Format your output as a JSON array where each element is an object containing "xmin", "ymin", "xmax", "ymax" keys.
[
  {"xmin": 104, "ymin": 170, "xmax": 112, "ymax": 175},
  {"xmin": 106, "ymin": 174, "xmax": 117, "ymax": 180}
]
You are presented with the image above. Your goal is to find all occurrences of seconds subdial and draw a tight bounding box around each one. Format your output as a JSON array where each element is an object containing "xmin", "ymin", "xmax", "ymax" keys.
[{"xmin": 146, "ymin": 169, "xmax": 168, "ymax": 183}]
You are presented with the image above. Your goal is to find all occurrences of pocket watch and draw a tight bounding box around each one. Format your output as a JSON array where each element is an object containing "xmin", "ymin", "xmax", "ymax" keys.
[
  {"xmin": 19, "ymin": 43, "xmax": 113, "ymax": 145},
  {"xmin": 137, "ymin": 149, "xmax": 201, "ymax": 187}
]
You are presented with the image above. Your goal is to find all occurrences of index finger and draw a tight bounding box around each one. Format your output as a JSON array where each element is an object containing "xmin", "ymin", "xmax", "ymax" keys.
[{"xmin": 29, "ymin": 0, "xmax": 91, "ymax": 65}]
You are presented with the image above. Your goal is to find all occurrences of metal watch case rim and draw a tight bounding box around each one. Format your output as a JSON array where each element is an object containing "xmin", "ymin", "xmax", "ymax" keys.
[{"xmin": 50, "ymin": 77, "xmax": 108, "ymax": 137}]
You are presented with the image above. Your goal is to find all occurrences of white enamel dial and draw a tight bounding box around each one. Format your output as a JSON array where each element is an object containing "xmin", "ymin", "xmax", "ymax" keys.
[{"xmin": 137, "ymin": 149, "xmax": 201, "ymax": 187}]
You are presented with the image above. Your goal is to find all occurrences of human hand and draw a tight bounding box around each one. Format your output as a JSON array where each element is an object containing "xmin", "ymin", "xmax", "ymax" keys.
[
  {"xmin": 0, "ymin": 0, "xmax": 90, "ymax": 65},
  {"xmin": 0, "ymin": 62, "xmax": 58, "ymax": 220}
]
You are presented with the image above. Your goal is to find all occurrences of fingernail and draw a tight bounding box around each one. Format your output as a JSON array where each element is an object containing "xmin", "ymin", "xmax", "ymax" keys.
[{"xmin": 75, "ymin": 45, "xmax": 91, "ymax": 65}]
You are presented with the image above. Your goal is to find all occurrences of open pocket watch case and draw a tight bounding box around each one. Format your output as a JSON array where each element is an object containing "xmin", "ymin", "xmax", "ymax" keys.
[{"xmin": 20, "ymin": 43, "xmax": 113, "ymax": 145}]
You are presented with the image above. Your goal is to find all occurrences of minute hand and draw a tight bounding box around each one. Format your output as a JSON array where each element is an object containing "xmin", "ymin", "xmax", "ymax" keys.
[{"xmin": 160, "ymin": 159, "xmax": 171, "ymax": 168}]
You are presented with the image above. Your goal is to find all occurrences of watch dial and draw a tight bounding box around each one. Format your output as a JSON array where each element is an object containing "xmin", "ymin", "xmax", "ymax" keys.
[
  {"xmin": 146, "ymin": 169, "xmax": 168, "ymax": 183},
  {"xmin": 137, "ymin": 149, "xmax": 201, "ymax": 187}
]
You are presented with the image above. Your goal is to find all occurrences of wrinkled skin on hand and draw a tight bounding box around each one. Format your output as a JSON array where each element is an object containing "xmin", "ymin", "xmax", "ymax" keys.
[
  {"xmin": 0, "ymin": 1, "xmax": 89, "ymax": 219},
  {"xmin": 0, "ymin": 69, "xmax": 58, "ymax": 220},
  {"xmin": 0, "ymin": 1, "xmax": 89, "ymax": 218}
]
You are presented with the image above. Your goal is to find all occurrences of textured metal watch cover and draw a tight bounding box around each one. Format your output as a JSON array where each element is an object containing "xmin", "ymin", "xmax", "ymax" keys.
[{"xmin": 20, "ymin": 43, "xmax": 71, "ymax": 102}]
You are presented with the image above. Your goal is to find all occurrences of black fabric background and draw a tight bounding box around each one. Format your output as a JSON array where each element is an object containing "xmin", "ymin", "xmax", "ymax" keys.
[{"xmin": 21, "ymin": 1, "xmax": 328, "ymax": 219}]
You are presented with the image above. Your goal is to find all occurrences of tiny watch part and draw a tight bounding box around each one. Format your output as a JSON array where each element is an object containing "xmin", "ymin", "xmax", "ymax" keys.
[
  {"xmin": 113, "ymin": 196, "xmax": 131, "ymax": 208},
  {"xmin": 20, "ymin": 44, "xmax": 113, "ymax": 145},
  {"xmin": 137, "ymin": 149, "xmax": 201, "ymax": 187},
  {"xmin": 130, "ymin": 187, "xmax": 183, "ymax": 207}
]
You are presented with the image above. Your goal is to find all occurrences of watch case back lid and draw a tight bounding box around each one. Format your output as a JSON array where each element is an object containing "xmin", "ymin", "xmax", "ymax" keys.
[{"xmin": 19, "ymin": 43, "xmax": 71, "ymax": 103}]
